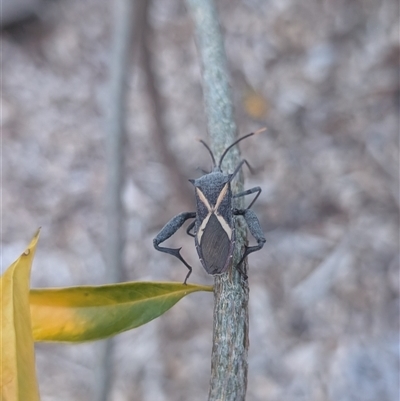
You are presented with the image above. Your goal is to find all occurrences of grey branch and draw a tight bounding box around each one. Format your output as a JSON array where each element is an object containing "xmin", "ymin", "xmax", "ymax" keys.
[
  {"xmin": 185, "ymin": 0, "xmax": 249, "ymax": 400},
  {"xmin": 96, "ymin": 0, "xmax": 138, "ymax": 400},
  {"xmin": 141, "ymin": 1, "xmax": 193, "ymax": 209}
]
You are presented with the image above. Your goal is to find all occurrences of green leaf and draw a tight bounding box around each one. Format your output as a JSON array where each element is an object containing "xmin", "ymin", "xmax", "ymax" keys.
[
  {"xmin": 30, "ymin": 282, "xmax": 212, "ymax": 342},
  {"xmin": 1, "ymin": 230, "xmax": 41, "ymax": 401}
]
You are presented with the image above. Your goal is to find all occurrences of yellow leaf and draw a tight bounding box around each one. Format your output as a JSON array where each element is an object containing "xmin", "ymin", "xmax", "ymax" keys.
[
  {"xmin": 1, "ymin": 230, "xmax": 41, "ymax": 401},
  {"xmin": 31, "ymin": 282, "xmax": 212, "ymax": 342}
]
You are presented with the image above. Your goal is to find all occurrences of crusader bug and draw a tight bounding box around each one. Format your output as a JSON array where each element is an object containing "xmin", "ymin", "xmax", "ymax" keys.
[{"xmin": 153, "ymin": 129, "xmax": 266, "ymax": 284}]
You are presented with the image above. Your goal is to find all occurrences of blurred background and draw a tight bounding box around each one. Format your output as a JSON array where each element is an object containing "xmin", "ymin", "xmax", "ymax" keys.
[{"xmin": 2, "ymin": 0, "xmax": 399, "ymax": 400}]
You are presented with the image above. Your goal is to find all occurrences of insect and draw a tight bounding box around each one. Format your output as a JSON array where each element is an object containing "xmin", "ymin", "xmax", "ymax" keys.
[{"xmin": 153, "ymin": 129, "xmax": 266, "ymax": 284}]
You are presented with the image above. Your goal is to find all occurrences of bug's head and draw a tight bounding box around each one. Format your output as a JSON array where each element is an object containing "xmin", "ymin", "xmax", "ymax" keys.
[{"xmin": 197, "ymin": 127, "xmax": 266, "ymax": 175}]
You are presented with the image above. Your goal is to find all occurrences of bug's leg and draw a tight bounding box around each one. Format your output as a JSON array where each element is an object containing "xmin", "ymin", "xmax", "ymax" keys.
[
  {"xmin": 233, "ymin": 208, "xmax": 266, "ymax": 278},
  {"xmin": 233, "ymin": 186, "xmax": 261, "ymax": 209},
  {"xmin": 153, "ymin": 212, "xmax": 196, "ymax": 284},
  {"xmin": 186, "ymin": 220, "xmax": 196, "ymax": 238},
  {"xmin": 230, "ymin": 159, "xmax": 254, "ymax": 182}
]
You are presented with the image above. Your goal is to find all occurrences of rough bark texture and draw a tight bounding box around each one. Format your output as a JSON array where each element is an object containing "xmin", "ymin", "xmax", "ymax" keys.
[
  {"xmin": 185, "ymin": 0, "xmax": 249, "ymax": 400},
  {"xmin": 209, "ymin": 253, "xmax": 249, "ymax": 401}
]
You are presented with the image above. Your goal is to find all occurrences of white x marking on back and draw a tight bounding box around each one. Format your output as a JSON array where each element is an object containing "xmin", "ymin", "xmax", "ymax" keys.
[{"xmin": 196, "ymin": 183, "xmax": 232, "ymax": 243}]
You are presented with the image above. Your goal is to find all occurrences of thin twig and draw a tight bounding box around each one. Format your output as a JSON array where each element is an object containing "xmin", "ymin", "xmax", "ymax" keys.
[
  {"xmin": 105, "ymin": 0, "xmax": 133, "ymax": 286},
  {"xmin": 185, "ymin": 0, "xmax": 249, "ymax": 400},
  {"xmin": 141, "ymin": 1, "xmax": 193, "ymax": 210},
  {"xmin": 95, "ymin": 0, "xmax": 138, "ymax": 400}
]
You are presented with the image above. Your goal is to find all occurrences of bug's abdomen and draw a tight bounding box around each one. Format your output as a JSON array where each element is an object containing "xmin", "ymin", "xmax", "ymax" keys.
[{"xmin": 199, "ymin": 214, "xmax": 233, "ymax": 274}]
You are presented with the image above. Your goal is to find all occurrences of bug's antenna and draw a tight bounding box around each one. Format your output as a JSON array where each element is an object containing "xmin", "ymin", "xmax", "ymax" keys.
[
  {"xmin": 218, "ymin": 127, "xmax": 266, "ymax": 168},
  {"xmin": 197, "ymin": 138, "xmax": 216, "ymax": 167}
]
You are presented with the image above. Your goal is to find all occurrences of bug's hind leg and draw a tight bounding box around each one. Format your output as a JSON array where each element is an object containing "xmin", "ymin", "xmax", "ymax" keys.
[
  {"xmin": 153, "ymin": 212, "xmax": 196, "ymax": 284},
  {"xmin": 233, "ymin": 186, "xmax": 261, "ymax": 209},
  {"xmin": 233, "ymin": 208, "xmax": 266, "ymax": 279},
  {"xmin": 186, "ymin": 220, "xmax": 196, "ymax": 238}
]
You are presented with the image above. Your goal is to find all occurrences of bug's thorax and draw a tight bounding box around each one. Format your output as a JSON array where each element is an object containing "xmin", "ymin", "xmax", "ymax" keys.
[{"xmin": 191, "ymin": 170, "xmax": 231, "ymax": 206}]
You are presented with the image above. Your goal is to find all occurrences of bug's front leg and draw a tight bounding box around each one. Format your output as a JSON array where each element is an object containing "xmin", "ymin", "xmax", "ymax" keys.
[
  {"xmin": 233, "ymin": 186, "xmax": 261, "ymax": 209},
  {"xmin": 233, "ymin": 208, "xmax": 266, "ymax": 278},
  {"xmin": 153, "ymin": 212, "xmax": 196, "ymax": 284}
]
